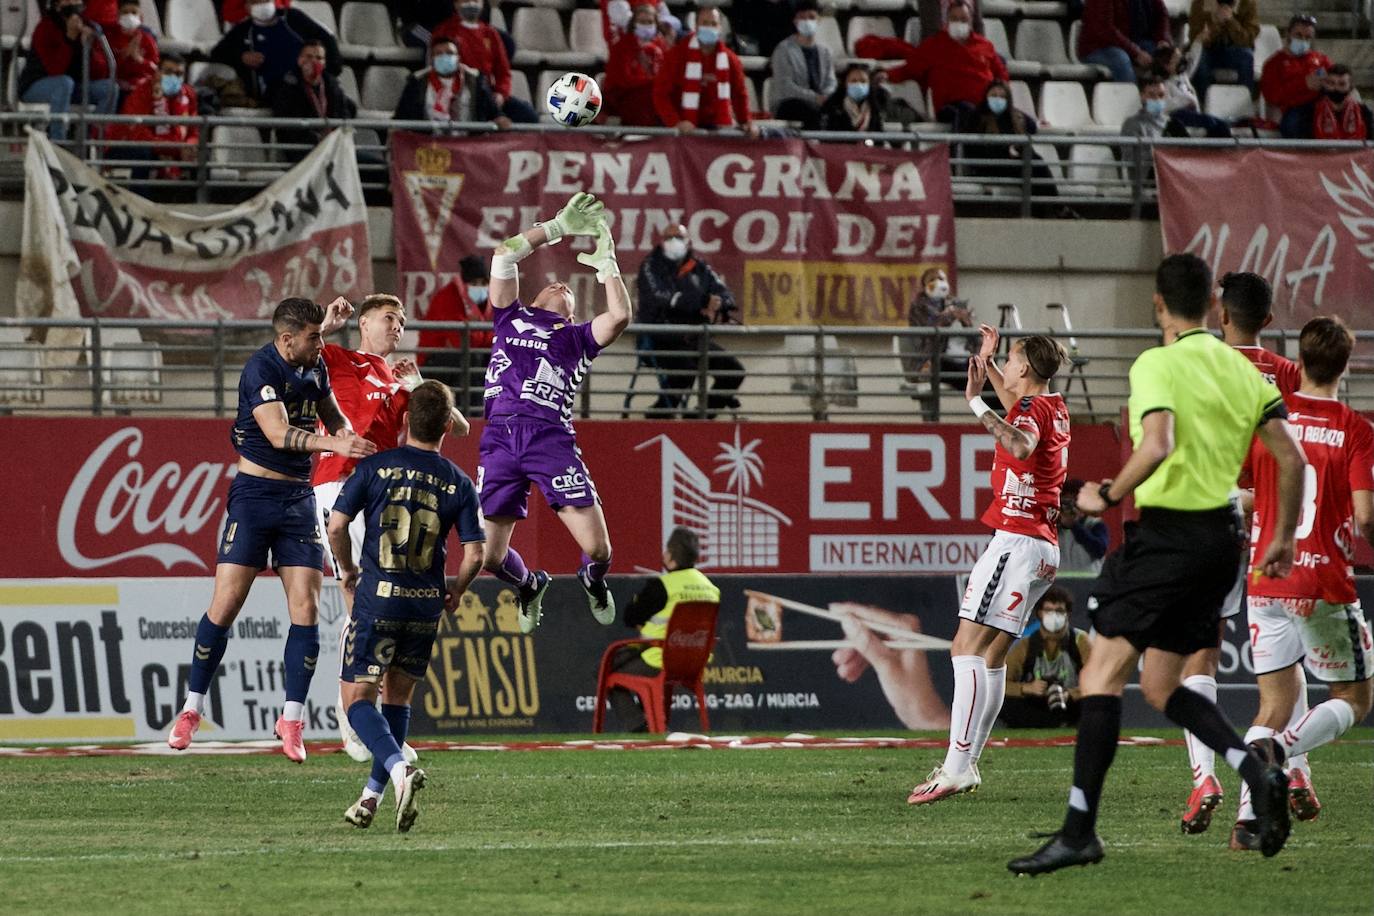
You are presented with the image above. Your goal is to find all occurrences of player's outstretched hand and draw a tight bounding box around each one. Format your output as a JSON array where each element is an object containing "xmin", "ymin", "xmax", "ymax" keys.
[
  {"xmin": 1256, "ymin": 537, "xmax": 1295, "ymax": 580},
  {"xmin": 977, "ymin": 323, "xmax": 999, "ymax": 360},
  {"xmin": 321, "ymin": 297, "xmax": 354, "ymax": 335},
  {"xmin": 334, "ymin": 429, "xmax": 377, "ymax": 459},
  {"xmin": 576, "ymin": 223, "xmax": 621, "ymax": 282},
  {"xmin": 965, "ymin": 355, "xmax": 988, "ymax": 402},
  {"xmin": 392, "ymin": 357, "xmax": 423, "ymax": 391},
  {"xmin": 554, "ymin": 191, "xmax": 606, "ymax": 238}
]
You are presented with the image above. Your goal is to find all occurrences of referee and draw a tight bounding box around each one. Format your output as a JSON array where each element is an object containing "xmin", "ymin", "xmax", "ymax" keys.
[{"xmin": 1008, "ymin": 254, "xmax": 1307, "ymax": 875}]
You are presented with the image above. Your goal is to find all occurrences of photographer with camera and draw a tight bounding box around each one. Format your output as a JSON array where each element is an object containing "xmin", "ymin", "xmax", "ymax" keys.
[
  {"xmin": 1000, "ymin": 587, "xmax": 1092, "ymax": 728},
  {"xmin": 1058, "ymin": 479, "xmax": 1110, "ymax": 573}
]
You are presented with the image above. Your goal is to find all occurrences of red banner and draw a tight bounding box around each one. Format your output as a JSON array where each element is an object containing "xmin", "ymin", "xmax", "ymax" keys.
[
  {"xmin": 0, "ymin": 418, "xmax": 1121, "ymax": 579},
  {"xmin": 391, "ymin": 132, "xmax": 955, "ymax": 327},
  {"xmin": 1156, "ymin": 148, "xmax": 1374, "ymax": 329}
]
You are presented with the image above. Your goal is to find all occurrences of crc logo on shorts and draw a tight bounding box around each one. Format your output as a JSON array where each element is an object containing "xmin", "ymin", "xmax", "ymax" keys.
[
  {"xmin": 551, "ymin": 465, "xmax": 588, "ymax": 499},
  {"xmin": 259, "ymin": 385, "xmax": 278, "ymax": 402},
  {"xmin": 376, "ymin": 580, "xmax": 442, "ymax": 600}
]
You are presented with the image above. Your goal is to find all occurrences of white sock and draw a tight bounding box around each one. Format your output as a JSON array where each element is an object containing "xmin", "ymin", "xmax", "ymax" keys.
[
  {"xmin": 361, "ymin": 787, "xmax": 383, "ymax": 803},
  {"xmin": 1182, "ymin": 674, "xmax": 1218, "ymax": 786},
  {"xmin": 969, "ymin": 665, "xmax": 1006, "ymax": 764},
  {"xmin": 1235, "ymin": 725, "xmax": 1275, "ymax": 822},
  {"xmin": 942, "ymin": 655, "xmax": 988, "ymax": 776},
  {"xmin": 1281, "ymin": 698, "xmax": 1356, "ymax": 759},
  {"xmin": 182, "ymin": 691, "xmax": 206, "ymax": 715},
  {"xmin": 283, "ymin": 700, "xmax": 305, "ymax": 722},
  {"xmin": 1284, "ymin": 669, "xmax": 1312, "ymax": 775},
  {"xmin": 389, "ymin": 759, "xmax": 409, "ymax": 794}
]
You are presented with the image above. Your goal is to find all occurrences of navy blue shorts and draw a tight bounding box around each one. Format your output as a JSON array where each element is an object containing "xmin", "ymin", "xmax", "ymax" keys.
[
  {"xmin": 339, "ymin": 612, "xmax": 439, "ymax": 684},
  {"xmin": 218, "ymin": 474, "xmax": 324, "ymax": 570}
]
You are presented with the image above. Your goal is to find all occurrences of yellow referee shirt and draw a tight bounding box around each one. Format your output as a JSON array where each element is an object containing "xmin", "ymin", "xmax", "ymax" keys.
[{"xmin": 1127, "ymin": 328, "xmax": 1285, "ymax": 510}]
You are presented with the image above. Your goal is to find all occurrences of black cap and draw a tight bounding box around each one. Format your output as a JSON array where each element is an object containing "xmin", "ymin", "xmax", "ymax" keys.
[{"xmin": 460, "ymin": 254, "xmax": 488, "ymax": 283}]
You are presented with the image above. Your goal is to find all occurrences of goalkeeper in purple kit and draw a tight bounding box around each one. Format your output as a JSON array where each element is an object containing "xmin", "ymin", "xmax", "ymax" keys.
[{"xmin": 477, "ymin": 192, "xmax": 632, "ymax": 632}]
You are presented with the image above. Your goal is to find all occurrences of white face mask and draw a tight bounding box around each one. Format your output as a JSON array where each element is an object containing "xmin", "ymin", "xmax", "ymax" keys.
[
  {"xmin": 119, "ymin": 12, "xmax": 140, "ymax": 30},
  {"xmin": 926, "ymin": 279, "xmax": 950, "ymax": 300},
  {"xmin": 1041, "ymin": 610, "xmax": 1069, "ymax": 634},
  {"xmin": 948, "ymin": 21, "xmax": 972, "ymax": 41},
  {"xmin": 662, "ymin": 238, "xmax": 689, "ymax": 261},
  {"xmin": 250, "ymin": 2, "xmax": 277, "ymax": 23}
]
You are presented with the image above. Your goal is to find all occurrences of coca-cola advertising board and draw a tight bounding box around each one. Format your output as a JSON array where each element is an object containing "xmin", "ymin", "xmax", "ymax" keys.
[{"xmin": 0, "ymin": 418, "xmax": 1123, "ymax": 579}]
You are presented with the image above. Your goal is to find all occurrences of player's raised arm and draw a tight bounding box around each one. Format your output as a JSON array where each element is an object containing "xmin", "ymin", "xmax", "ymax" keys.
[
  {"xmin": 966, "ymin": 356, "xmax": 1038, "ymax": 460},
  {"xmin": 976, "ymin": 324, "xmax": 1017, "ymax": 412},
  {"xmin": 580, "ymin": 223, "xmax": 631, "ymax": 348},
  {"xmin": 490, "ymin": 192, "xmax": 607, "ymax": 310},
  {"xmin": 252, "ymin": 401, "xmax": 376, "ymax": 458}
]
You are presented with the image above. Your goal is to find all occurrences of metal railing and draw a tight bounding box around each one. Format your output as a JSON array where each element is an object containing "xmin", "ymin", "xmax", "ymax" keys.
[
  {"xmin": 2, "ymin": 112, "xmax": 1370, "ymax": 212},
  {"xmin": 4, "ymin": 316, "xmax": 1373, "ymax": 423}
]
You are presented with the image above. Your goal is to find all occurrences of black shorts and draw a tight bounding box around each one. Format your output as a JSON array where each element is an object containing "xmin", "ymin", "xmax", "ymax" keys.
[{"xmin": 1089, "ymin": 505, "xmax": 1245, "ymax": 656}]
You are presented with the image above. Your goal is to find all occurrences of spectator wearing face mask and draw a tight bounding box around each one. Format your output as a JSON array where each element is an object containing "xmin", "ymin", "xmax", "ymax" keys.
[
  {"xmin": 417, "ymin": 255, "xmax": 493, "ymax": 407},
  {"xmin": 768, "ymin": 0, "xmax": 836, "ymax": 130},
  {"xmin": 107, "ymin": 0, "xmax": 158, "ymax": 93},
  {"xmin": 1283, "ymin": 64, "xmax": 1373, "ymax": 140},
  {"xmin": 1077, "ymin": 0, "xmax": 1169, "ymax": 83},
  {"xmin": 18, "ymin": 0, "xmax": 117, "ymax": 140},
  {"xmin": 1186, "ymin": 0, "xmax": 1257, "ymax": 97},
  {"xmin": 109, "ymin": 51, "xmax": 198, "ymax": 182},
  {"xmin": 900, "ymin": 267, "xmax": 976, "ymax": 390},
  {"xmin": 819, "ymin": 64, "xmax": 886, "ymax": 132},
  {"xmin": 1000, "ymin": 588, "xmax": 1093, "ymax": 728},
  {"xmin": 1149, "ymin": 44, "xmax": 1230, "ymax": 138},
  {"xmin": 221, "ymin": 0, "xmax": 291, "ymax": 26},
  {"xmin": 394, "ymin": 36, "xmax": 508, "ymax": 128},
  {"xmin": 636, "ymin": 226, "xmax": 745, "ymax": 419},
  {"xmin": 1260, "ymin": 15, "xmax": 1332, "ymax": 132},
  {"xmin": 1057, "ymin": 479, "xmax": 1109, "ymax": 573},
  {"xmin": 1120, "ymin": 74, "xmax": 1172, "ymax": 138},
  {"xmin": 432, "ymin": 0, "xmax": 538, "ymax": 124},
  {"xmin": 877, "ymin": 0, "xmax": 1008, "ymax": 130},
  {"xmin": 601, "ymin": 0, "xmax": 679, "ymax": 48},
  {"xmin": 270, "ymin": 39, "xmax": 356, "ymax": 160},
  {"xmin": 604, "ymin": 3, "xmax": 669, "ymax": 126},
  {"xmin": 653, "ymin": 6, "xmax": 756, "ymax": 135},
  {"xmin": 211, "ymin": 0, "xmax": 341, "ymax": 104},
  {"xmin": 966, "ymin": 81, "xmax": 1061, "ymax": 201}
]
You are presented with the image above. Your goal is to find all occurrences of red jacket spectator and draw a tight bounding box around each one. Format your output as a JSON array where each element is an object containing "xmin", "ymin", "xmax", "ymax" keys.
[
  {"xmin": 107, "ymin": 21, "xmax": 159, "ymax": 90},
  {"xmin": 110, "ymin": 74, "xmax": 199, "ymax": 177},
  {"xmin": 83, "ymin": 0, "xmax": 118, "ymax": 28},
  {"xmin": 653, "ymin": 32, "xmax": 751, "ymax": 129},
  {"xmin": 1259, "ymin": 47, "xmax": 1332, "ymax": 114},
  {"xmin": 605, "ymin": 31, "xmax": 667, "ymax": 126},
  {"xmin": 222, "ymin": 0, "xmax": 292, "ymax": 26},
  {"xmin": 432, "ymin": 17, "xmax": 513, "ymax": 99},
  {"xmin": 418, "ymin": 279, "xmax": 494, "ymax": 363},
  {"xmin": 869, "ymin": 30, "xmax": 1008, "ymax": 112},
  {"xmin": 1077, "ymin": 0, "xmax": 1169, "ymax": 60},
  {"xmin": 23, "ymin": 14, "xmax": 112, "ymax": 84}
]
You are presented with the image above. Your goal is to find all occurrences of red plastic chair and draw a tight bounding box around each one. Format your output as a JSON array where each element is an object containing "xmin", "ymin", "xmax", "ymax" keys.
[{"xmin": 592, "ymin": 600, "xmax": 720, "ymax": 734}]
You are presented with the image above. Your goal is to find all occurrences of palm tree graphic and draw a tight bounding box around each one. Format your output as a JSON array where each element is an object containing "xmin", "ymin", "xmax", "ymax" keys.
[{"xmin": 713, "ymin": 427, "xmax": 765, "ymax": 566}]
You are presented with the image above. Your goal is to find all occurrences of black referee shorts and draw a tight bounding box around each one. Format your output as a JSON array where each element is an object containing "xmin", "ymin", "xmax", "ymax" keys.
[{"xmin": 1089, "ymin": 505, "xmax": 1245, "ymax": 656}]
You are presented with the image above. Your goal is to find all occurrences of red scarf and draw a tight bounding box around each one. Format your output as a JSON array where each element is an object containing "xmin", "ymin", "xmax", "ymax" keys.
[
  {"xmin": 1314, "ymin": 95, "xmax": 1366, "ymax": 140},
  {"xmin": 426, "ymin": 70, "xmax": 466, "ymax": 121},
  {"xmin": 679, "ymin": 34, "xmax": 733, "ymax": 127}
]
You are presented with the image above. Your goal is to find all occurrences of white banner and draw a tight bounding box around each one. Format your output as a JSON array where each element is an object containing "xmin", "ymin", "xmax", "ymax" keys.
[{"xmin": 0, "ymin": 579, "xmax": 352, "ymax": 742}]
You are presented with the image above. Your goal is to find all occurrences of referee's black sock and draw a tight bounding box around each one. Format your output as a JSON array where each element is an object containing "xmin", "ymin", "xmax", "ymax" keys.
[
  {"xmin": 1163, "ymin": 686, "xmax": 1270, "ymax": 787},
  {"xmin": 1060, "ymin": 694, "xmax": 1121, "ymax": 843}
]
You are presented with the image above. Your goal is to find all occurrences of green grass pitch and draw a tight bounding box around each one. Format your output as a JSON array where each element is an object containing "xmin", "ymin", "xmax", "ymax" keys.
[{"xmin": 3, "ymin": 730, "xmax": 1370, "ymax": 916}]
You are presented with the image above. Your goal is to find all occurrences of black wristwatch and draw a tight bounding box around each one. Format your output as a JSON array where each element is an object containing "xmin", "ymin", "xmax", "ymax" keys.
[{"xmin": 1098, "ymin": 482, "xmax": 1121, "ymax": 508}]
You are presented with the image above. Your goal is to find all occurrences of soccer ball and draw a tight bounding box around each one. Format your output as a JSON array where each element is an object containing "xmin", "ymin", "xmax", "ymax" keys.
[{"xmin": 545, "ymin": 72, "xmax": 602, "ymax": 127}]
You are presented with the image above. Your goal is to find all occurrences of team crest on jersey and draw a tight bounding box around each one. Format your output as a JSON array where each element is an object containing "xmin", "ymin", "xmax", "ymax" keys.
[
  {"xmin": 259, "ymin": 385, "xmax": 277, "ymax": 402},
  {"xmin": 486, "ymin": 349, "xmax": 512, "ymax": 384}
]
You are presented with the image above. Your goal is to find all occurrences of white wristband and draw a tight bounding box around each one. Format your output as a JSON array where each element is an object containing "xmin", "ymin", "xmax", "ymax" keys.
[
  {"xmin": 969, "ymin": 398, "xmax": 992, "ymax": 419},
  {"xmin": 490, "ymin": 253, "xmax": 518, "ymax": 280}
]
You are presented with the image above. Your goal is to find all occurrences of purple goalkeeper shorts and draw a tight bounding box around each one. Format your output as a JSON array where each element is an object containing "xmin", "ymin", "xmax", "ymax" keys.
[{"xmin": 477, "ymin": 418, "xmax": 600, "ymax": 519}]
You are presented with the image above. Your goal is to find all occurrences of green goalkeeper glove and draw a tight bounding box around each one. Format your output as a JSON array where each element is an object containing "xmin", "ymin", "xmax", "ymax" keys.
[
  {"xmin": 576, "ymin": 223, "xmax": 620, "ymax": 282},
  {"xmin": 540, "ymin": 191, "xmax": 605, "ymax": 244}
]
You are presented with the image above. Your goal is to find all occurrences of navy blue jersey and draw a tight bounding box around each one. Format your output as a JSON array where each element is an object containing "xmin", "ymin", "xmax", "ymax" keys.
[
  {"xmin": 333, "ymin": 445, "xmax": 484, "ymax": 620},
  {"xmin": 231, "ymin": 343, "xmax": 332, "ymax": 480}
]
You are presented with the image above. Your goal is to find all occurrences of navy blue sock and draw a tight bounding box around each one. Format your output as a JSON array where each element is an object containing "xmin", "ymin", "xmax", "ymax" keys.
[
  {"xmin": 369, "ymin": 704, "xmax": 412, "ymax": 790},
  {"xmin": 188, "ymin": 615, "xmax": 231, "ymax": 695},
  {"xmin": 349, "ymin": 700, "xmax": 405, "ymax": 782},
  {"xmin": 283, "ymin": 624, "xmax": 320, "ymax": 704}
]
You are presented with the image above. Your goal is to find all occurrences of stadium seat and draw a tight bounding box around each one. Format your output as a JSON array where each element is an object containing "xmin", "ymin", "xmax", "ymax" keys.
[
  {"xmin": 1161, "ymin": 0, "xmax": 1189, "ymax": 14},
  {"xmin": 568, "ymin": 8, "xmax": 607, "ymax": 59},
  {"xmin": 1065, "ymin": 144, "xmax": 1127, "ymax": 197},
  {"xmin": 744, "ymin": 77, "xmax": 760, "ymax": 117},
  {"xmin": 1205, "ymin": 84, "xmax": 1255, "ymax": 120},
  {"xmin": 360, "ymin": 64, "xmax": 410, "ymax": 115},
  {"xmin": 2, "ymin": 0, "xmax": 28, "ymax": 52},
  {"xmin": 294, "ymin": 0, "xmax": 338, "ymax": 35},
  {"xmin": 526, "ymin": 0, "xmax": 575, "ymax": 9},
  {"xmin": 188, "ymin": 61, "xmax": 235, "ymax": 86},
  {"xmin": 761, "ymin": 75, "xmax": 774, "ymax": 113},
  {"xmin": 0, "ymin": 326, "xmax": 43, "ymax": 407},
  {"xmin": 903, "ymin": 16, "xmax": 922, "ymax": 45},
  {"xmin": 339, "ymin": 65, "xmax": 360, "ymax": 104},
  {"xmin": 95, "ymin": 327, "xmax": 162, "ymax": 408},
  {"xmin": 509, "ymin": 69, "xmax": 532, "ymax": 106},
  {"xmin": 846, "ymin": 15, "xmax": 895, "ymax": 55},
  {"xmin": 1091, "ymin": 82, "xmax": 1140, "ymax": 131},
  {"xmin": 1039, "ymin": 80, "xmax": 1092, "ymax": 131},
  {"xmin": 488, "ymin": 6, "xmax": 506, "ymax": 31},
  {"xmin": 981, "ymin": 0, "xmax": 1019, "ymax": 15},
  {"xmin": 1016, "ymin": 20, "xmax": 1098, "ymax": 80},
  {"xmin": 1067, "ymin": 21, "xmax": 1112, "ymax": 79},
  {"xmin": 1020, "ymin": 1, "xmax": 1069, "ymax": 16},
  {"xmin": 210, "ymin": 125, "xmax": 279, "ymax": 182},
  {"xmin": 1010, "ymin": 79, "xmax": 1036, "ymax": 119},
  {"xmin": 138, "ymin": 0, "xmax": 162, "ymax": 36},
  {"xmin": 513, "ymin": 7, "xmax": 595, "ymax": 68},
  {"xmin": 592, "ymin": 600, "xmax": 719, "ymax": 733},
  {"xmin": 855, "ymin": 0, "xmax": 906, "ymax": 10},
  {"xmin": 814, "ymin": 16, "xmax": 846, "ymax": 59},
  {"xmin": 340, "ymin": 2, "xmax": 415, "ymax": 63},
  {"xmin": 534, "ymin": 69, "xmax": 562, "ymax": 121},
  {"xmin": 1253, "ymin": 24, "xmax": 1282, "ymax": 72},
  {"xmin": 162, "ymin": 0, "xmax": 221, "ymax": 54},
  {"xmin": 986, "ymin": 18, "xmax": 1041, "ymax": 77},
  {"xmin": 885, "ymin": 78, "xmax": 927, "ymax": 121}
]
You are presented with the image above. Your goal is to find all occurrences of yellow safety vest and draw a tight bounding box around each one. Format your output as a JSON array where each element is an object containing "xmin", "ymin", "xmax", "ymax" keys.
[{"xmin": 640, "ymin": 567, "xmax": 720, "ymax": 669}]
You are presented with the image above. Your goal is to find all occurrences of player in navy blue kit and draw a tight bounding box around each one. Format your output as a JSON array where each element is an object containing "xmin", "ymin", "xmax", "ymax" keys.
[
  {"xmin": 167, "ymin": 298, "xmax": 377, "ymax": 761},
  {"xmin": 328, "ymin": 381, "xmax": 485, "ymax": 831}
]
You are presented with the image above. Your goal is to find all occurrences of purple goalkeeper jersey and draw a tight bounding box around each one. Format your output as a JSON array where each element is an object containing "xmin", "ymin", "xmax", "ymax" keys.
[{"xmin": 483, "ymin": 300, "xmax": 603, "ymax": 430}]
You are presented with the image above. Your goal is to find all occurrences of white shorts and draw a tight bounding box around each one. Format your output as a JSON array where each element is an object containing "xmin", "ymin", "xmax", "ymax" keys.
[
  {"xmin": 958, "ymin": 530, "xmax": 1059, "ymax": 637},
  {"xmin": 1247, "ymin": 595, "xmax": 1374, "ymax": 683},
  {"xmin": 314, "ymin": 479, "xmax": 364, "ymax": 578}
]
